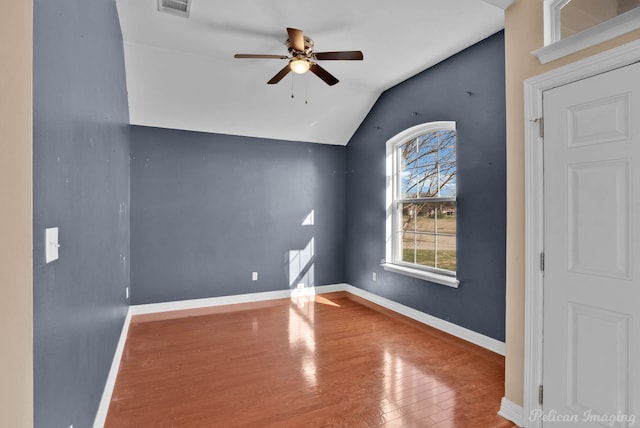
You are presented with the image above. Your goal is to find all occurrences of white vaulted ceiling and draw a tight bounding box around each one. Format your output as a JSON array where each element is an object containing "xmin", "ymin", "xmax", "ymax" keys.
[{"xmin": 116, "ymin": 0, "xmax": 508, "ymax": 146}]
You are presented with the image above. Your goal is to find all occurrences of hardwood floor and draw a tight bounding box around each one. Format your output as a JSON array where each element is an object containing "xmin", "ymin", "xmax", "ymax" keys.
[{"xmin": 106, "ymin": 292, "xmax": 516, "ymax": 427}]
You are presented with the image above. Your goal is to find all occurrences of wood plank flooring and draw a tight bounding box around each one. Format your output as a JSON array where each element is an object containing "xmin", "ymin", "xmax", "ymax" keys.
[{"xmin": 105, "ymin": 292, "xmax": 516, "ymax": 427}]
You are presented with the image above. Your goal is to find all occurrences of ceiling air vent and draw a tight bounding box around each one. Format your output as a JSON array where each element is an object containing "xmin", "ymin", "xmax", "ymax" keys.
[{"xmin": 158, "ymin": 0, "xmax": 190, "ymax": 18}]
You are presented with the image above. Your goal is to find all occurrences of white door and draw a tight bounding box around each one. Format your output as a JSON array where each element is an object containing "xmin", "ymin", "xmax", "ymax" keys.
[{"xmin": 543, "ymin": 61, "xmax": 640, "ymax": 427}]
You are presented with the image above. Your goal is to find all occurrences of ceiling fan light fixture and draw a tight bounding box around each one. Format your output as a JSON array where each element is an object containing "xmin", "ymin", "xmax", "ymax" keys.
[
  {"xmin": 235, "ymin": 28, "xmax": 361, "ymax": 86},
  {"xmin": 290, "ymin": 58, "xmax": 310, "ymax": 74}
]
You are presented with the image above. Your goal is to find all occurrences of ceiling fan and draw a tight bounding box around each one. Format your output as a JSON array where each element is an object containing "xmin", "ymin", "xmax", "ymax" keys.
[{"xmin": 234, "ymin": 27, "xmax": 363, "ymax": 86}]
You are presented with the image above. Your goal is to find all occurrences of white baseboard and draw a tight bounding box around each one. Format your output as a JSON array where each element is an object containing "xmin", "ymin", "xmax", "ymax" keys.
[
  {"xmin": 93, "ymin": 308, "xmax": 132, "ymax": 428},
  {"xmin": 498, "ymin": 397, "xmax": 524, "ymax": 427},
  {"xmin": 130, "ymin": 282, "xmax": 505, "ymax": 354},
  {"xmin": 343, "ymin": 284, "xmax": 506, "ymax": 356},
  {"xmin": 129, "ymin": 283, "xmax": 348, "ymax": 315},
  {"xmin": 95, "ymin": 282, "xmax": 507, "ymax": 425}
]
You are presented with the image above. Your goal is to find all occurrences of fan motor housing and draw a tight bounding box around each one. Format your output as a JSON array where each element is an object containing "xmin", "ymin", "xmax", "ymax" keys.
[{"xmin": 286, "ymin": 36, "xmax": 314, "ymax": 57}]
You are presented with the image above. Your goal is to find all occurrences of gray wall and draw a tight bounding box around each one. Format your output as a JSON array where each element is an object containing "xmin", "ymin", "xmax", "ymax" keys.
[
  {"xmin": 345, "ymin": 32, "xmax": 506, "ymax": 341},
  {"xmin": 130, "ymin": 127, "xmax": 346, "ymax": 304},
  {"xmin": 33, "ymin": 0, "xmax": 130, "ymax": 426}
]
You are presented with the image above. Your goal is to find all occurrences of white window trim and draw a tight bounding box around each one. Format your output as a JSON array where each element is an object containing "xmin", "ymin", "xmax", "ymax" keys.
[
  {"xmin": 533, "ymin": 0, "xmax": 640, "ymax": 64},
  {"xmin": 384, "ymin": 121, "xmax": 460, "ymax": 288}
]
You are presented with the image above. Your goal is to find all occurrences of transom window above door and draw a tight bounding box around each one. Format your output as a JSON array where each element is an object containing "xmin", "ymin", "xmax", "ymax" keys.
[
  {"xmin": 383, "ymin": 122, "xmax": 459, "ymax": 288},
  {"xmin": 559, "ymin": 0, "xmax": 638, "ymax": 39},
  {"xmin": 534, "ymin": 0, "xmax": 640, "ymax": 63}
]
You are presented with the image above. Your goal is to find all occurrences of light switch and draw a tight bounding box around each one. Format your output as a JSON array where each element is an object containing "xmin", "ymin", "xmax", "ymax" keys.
[{"xmin": 45, "ymin": 227, "xmax": 60, "ymax": 263}]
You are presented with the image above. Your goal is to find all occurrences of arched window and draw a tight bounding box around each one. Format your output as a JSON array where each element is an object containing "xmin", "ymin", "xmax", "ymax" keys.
[{"xmin": 383, "ymin": 122, "xmax": 459, "ymax": 287}]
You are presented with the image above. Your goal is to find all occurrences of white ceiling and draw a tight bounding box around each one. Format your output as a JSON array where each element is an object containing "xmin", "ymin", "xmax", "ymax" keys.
[{"xmin": 116, "ymin": 0, "xmax": 508, "ymax": 146}]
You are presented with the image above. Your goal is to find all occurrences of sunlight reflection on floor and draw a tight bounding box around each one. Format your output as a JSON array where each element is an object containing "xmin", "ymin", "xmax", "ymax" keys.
[{"xmin": 288, "ymin": 287, "xmax": 317, "ymax": 387}]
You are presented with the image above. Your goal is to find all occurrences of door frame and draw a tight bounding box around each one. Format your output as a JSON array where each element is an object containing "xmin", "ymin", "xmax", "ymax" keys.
[{"xmin": 523, "ymin": 39, "xmax": 640, "ymax": 428}]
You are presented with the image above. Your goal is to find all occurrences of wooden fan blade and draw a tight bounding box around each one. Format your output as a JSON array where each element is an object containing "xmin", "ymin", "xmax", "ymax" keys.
[
  {"xmin": 314, "ymin": 51, "xmax": 363, "ymax": 61},
  {"xmin": 287, "ymin": 27, "xmax": 305, "ymax": 53},
  {"xmin": 309, "ymin": 63, "xmax": 339, "ymax": 86},
  {"xmin": 234, "ymin": 54, "xmax": 289, "ymax": 59},
  {"xmin": 267, "ymin": 64, "xmax": 292, "ymax": 84}
]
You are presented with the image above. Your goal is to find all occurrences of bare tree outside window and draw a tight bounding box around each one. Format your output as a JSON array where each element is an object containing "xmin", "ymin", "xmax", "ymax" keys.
[{"xmin": 397, "ymin": 129, "xmax": 456, "ymax": 272}]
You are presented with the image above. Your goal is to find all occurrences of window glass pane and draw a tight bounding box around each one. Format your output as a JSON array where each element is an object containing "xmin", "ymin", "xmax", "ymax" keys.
[
  {"xmin": 560, "ymin": 0, "xmax": 639, "ymax": 39},
  {"xmin": 400, "ymin": 139, "xmax": 418, "ymax": 198},
  {"xmin": 413, "ymin": 233, "xmax": 436, "ymax": 267},
  {"xmin": 401, "ymin": 231, "xmax": 417, "ymax": 264},
  {"xmin": 400, "ymin": 202, "xmax": 416, "ymax": 231},
  {"xmin": 437, "ymin": 130, "xmax": 457, "ymax": 197},
  {"xmin": 414, "ymin": 202, "xmax": 435, "ymax": 234},
  {"xmin": 417, "ymin": 133, "xmax": 439, "ymax": 197},
  {"xmin": 400, "ymin": 139, "xmax": 418, "ymax": 167},
  {"xmin": 436, "ymin": 234, "xmax": 457, "ymax": 271},
  {"xmin": 435, "ymin": 202, "xmax": 456, "ymax": 236}
]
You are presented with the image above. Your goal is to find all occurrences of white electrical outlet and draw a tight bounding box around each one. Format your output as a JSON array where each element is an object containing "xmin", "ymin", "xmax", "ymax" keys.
[
  {"xmin": 372, "ymin": 272, "xmax": 377, "ymax": 281},
  {"xmin": 126, "ymin": 287, "xmax": 129, "ymax": 299},
  {"xmin": 252, "ymin": 272, "xmax": 258, "ymax": 281}
]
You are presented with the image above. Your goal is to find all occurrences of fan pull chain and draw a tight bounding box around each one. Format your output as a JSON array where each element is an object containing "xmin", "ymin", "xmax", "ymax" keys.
[{"xmin": 288, "ymin": 73, "xmax": 310, "ymax": 104}]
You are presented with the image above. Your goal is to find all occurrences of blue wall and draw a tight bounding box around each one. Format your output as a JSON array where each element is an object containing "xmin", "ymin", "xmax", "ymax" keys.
[
  {"xmin": 130, "ymin": 127, "xmax": 346, "ymax": 304},
  {"xmin": 33, "ymin": 0, "xmax": 130, "ymax": 426},
  {"xmin": 345, "ymin": 32, "xmax": 506, "ymax": 341}
]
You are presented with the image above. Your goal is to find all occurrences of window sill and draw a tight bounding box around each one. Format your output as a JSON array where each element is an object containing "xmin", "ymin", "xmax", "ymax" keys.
[{"xmin": 381, "ymin": 263, "xmax": 460, "ymax": 288}]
